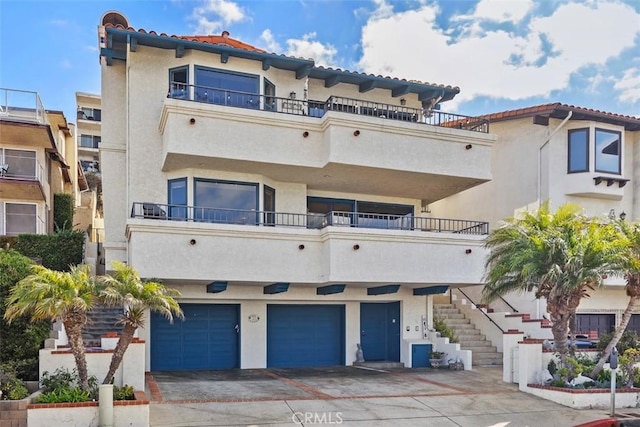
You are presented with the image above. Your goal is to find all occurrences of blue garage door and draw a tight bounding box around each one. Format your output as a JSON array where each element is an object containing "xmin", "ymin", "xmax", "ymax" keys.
[
  {"xmin": 267, "ymin": 305, "xmax": 345, "ymax": 368},
  {"xmin": 151, "ymin": 304, "xmax": 239, "ymax": 371}
]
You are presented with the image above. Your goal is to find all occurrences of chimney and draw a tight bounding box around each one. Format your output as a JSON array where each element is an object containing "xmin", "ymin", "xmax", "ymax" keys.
[{"xmin": 221, "ymin": 30, "xmax": 230, "ymax": 39}]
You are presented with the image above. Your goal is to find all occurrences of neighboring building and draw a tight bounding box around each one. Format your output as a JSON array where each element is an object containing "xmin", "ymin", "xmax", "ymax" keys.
[
  {"xmin": 431, "ymin": 103, "xmax": 640, "ymax": 335},
  {"xmin": 0, "ymin": 87, "xmax": 88, "ymax": 236},
  {"xmin": 75, "ymin": 91, "xmax": 105, "ymax": 245},
  {"xmin": 99, "ymin": 12, "xmax": 496, "ymax": 371}
]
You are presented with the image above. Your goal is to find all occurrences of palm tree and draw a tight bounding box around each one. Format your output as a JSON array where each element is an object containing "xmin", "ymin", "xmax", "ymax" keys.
[
  {"xmin": 589, "ymin": 220, "xmax": 640, "ymax": 378},
  {"xmin": 483, "ymin": 203, "xmax": 625, "ymax": 362},
  {"xmin": 3, "ymin": 264, "xmax": 97, "ymax": 390},
  {"xmin": 99, "ymin": 262, "xmax": 183, "ymax": 385}
]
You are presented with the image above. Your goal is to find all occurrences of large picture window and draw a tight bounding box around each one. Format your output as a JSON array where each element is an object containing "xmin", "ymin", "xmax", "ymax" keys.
[
  {"xmin": 194, "ymin": 67, "xmax": 259, "ymax": 109},
  {"xmin": 194, "ymin": 179, "xmax": 258, "ymax": 224},
  {"xmin": 2, "ymin": 149, "xmax": 36, "ymax": 179},
  {"xmin": 595, "ymin": 128, "xmax": 621, "ymax": 175},
  {"xmin": 5, "ymin": 203, "xmax": 37, "ymax": 235},
  {"xmin": 568, "ymin": 128, "xmax": 589, "ymax": 173}
]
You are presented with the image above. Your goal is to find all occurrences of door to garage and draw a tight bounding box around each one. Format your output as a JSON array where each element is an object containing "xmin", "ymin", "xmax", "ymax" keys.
[
  {"xmin": 267, "ymin": 304, "xmax": 345, "ymax": 368},
  {"xmin": 151, "ymin": 304, "xmax": 240, "ymax": 371},
  {"xmin": 576, "ymin": 313, "xmax": 615, "ymax": 335},
  {"xmin": 360, "ymin": 302, "xmax": 400, "ymax": 362}
]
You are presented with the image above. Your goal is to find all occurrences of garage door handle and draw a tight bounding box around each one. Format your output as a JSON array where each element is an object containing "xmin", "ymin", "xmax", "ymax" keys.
[
  {"xmin": 361, "ymin": 330, "xmax": 365, "ymax": 336},
  {"xmin": 234, "ymin": 324, "xmax": 239, "ymax": 333}
]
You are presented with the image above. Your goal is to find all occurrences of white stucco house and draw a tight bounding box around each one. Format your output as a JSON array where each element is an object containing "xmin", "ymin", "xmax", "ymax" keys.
[
  {"xmin": 431, "ymin": 102, "xmax": 640, "ymax": 336},
  {"xmin": 97, "ymin": 11, "xmax": 497, "ymax": 371}
]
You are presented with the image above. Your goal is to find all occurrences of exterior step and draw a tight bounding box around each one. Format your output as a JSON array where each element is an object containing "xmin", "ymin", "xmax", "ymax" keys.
[
  {"xmin": 353, "ymin": 362, "xmax": 405, "ymax": 369},
  {"xmin": 83, "ymin": 304, "xmax": 123, "ymax": 345},
  {"xmin": 434, "ymin": 303, "xmax": 503, "ymax": 367}
]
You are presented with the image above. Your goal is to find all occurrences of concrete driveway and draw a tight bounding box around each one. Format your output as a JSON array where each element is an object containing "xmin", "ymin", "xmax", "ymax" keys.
[{"xmin": 147, "ymin": 366, "xmax": 611, "ymax": 426}]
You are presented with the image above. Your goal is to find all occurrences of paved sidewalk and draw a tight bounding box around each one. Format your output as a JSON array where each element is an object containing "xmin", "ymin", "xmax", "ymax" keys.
[{"xmin": 148, "ymin": 366, "xmax": 610, "ymax": 426}]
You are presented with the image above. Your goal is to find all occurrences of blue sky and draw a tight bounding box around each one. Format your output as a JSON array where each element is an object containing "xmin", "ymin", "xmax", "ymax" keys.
[{"xmin": 1, "ymin": 0, "xmax": 639, "ymax": 123}]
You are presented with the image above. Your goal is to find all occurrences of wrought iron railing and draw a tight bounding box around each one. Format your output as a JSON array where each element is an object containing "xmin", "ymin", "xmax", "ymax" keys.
[
  {"xmin": 167, "ymin": 83, "xmax": 489, "ymax": 133},
  {"xmin": 131, "ymin": 203, "xmax": 489, "ymax": 235}
]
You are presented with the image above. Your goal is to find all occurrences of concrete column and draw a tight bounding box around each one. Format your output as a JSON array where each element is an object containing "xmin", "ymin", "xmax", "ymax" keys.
[{"xmin": 99, "ymin": 384, "xmax": 114, "ymax": 427}]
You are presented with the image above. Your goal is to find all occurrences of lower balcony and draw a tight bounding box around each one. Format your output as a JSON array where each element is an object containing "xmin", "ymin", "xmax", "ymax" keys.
[{"xmin": 126, "ymin": 202, "xmax": 488, "ymax": 285}]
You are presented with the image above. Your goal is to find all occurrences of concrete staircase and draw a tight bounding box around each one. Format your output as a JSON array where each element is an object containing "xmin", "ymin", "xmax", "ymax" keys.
[
  {"xmin": 434, "ymin": 303, "xmax": 502, "ymax": 366},
  {"xmin": 83, "ymin": 305, "xmax": 123, "ymax": 346}
]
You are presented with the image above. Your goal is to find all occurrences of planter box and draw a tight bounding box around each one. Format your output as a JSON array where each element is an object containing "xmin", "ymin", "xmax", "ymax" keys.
[
  {"xmin": 527, "ymin": 384, "xmax": 640, "ymax": 409},
  {"xmin": 0, "ymin": 390, "xmax": 39, "ymax": 427},
  {"xmin": 27, "ymin": 391, "xmax": 149, "ymax": 427}
]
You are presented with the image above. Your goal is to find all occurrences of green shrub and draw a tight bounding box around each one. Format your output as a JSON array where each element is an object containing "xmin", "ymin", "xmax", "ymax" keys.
[
  {"xmin": 53, "ymin": 193, "xmax": 74, "ymax": 231},
  {"xmin": 15, "ymin": 230, "xmax": 84, "ymax": 272},
  {"xmin": 0, "ymin": 365, "xmax": 29, "ymax": 400},
  {"xmin": 434, "ymin": 316, "xmax": 458, "ymax": 343},
  {"xmin": 597, "ymin": 331, "xmax": 639, "ymax": 356},
  {"xmin": 40, "ymin": 368, "xmax": 98, "ymax": 401},
  {"xmin": 0, "ymin": 250, "xmax": 51, "ymax": 380},
  {"xmin": 113, "ymin": 384, "xmax": 135, "ymax": 400},
  {"xmin": 0, "ymin": 236, "xmax": 17, "ymax": 250},
  {"xmin": 36, "ymin": 387, "xmax": 90, "ymax": 403}
]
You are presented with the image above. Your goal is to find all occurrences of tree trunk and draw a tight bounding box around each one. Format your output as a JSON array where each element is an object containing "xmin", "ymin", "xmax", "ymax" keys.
[
  {"xmin": 63, "ymin": 317, "xmax": 89, "ymax": 390},
  {"xmin": 103, "ymin": 323, "xmax": 136, "ymax": 385},
  {"xmin": 547, "ymin": 287, "xmax": 584, "ymax": 365},
  {"xmin": 589, "ymin": 276, "xmax": 640, "ymax": 378}
]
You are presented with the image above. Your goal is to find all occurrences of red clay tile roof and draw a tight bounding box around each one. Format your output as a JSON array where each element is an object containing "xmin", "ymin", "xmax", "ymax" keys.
[
  {"xmin": 483, "ymin": 102, "xmax": 639, "ymax": 123},
  {"xmin": 103, "ymin": 23, "xmax": 264, "ymax": 52},
  {"xmin": 103, "ymin": 23, "xmax": 458, "ymax": 91}
]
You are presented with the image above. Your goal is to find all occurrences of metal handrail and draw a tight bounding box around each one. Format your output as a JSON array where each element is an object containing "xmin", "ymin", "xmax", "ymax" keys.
[
  {"xmin": 130, "ymin": 203, "xmax": 489, "ymax": 235},
  {"xmin": 166, "ymin": 82, "xmax": 490, "ymax": 133},
  {"xmin": 456, "ymin": 288, "xmax": 506, "ymax": 333},
  {"xmin": 499, "ymin": 296, "xmax": 519, "ymax": 313}
]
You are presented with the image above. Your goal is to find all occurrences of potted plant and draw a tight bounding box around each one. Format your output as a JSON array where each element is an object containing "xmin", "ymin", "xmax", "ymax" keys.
[{"xmin": 429, "ymin": 350, "xmax": 445, "ymax": 368}]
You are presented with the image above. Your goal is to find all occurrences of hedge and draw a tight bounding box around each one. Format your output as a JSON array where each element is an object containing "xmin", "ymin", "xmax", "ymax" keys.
[
  {"xmin": 14, "ymin": 230, "xmax": 85, "ymax": 272},
  {"xmin": 0, "ymin": 250, "xmax": 51, "ymax": 380},
  {"xmin": 53, "ymin": 193, "xmax": 74, "ymax": 231}
]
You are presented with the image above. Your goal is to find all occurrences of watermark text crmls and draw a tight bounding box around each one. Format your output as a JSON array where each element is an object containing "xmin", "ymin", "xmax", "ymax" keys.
[{"xmin": 292, "ymin": 411, "xmax": 343, "ymax": 425}]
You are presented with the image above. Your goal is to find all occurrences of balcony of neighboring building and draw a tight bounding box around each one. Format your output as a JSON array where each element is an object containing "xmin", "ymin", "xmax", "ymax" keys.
[
  {"xmin": 159, "ymin": 86, "xmax": 494, "ymax": 201},
  {"xmin": 0, "ymin": 150, "xmax": 48, "ymax": 201},
  {"xmin": 125, "ymin": 201, "xmax": 488, "ymax": 285},
  {"xmin": 76, "ymin": 107, "xmax": 102, "ymax": 132},
  {"xmin": 77, "ymin": 134, "xmax": 101, "ymax": 156}
]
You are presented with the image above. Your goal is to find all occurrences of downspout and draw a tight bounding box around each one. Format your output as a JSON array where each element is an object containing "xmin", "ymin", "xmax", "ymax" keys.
[{"xmin": 536, "ymin": 110, "xmax": 572, "ymax": 319}]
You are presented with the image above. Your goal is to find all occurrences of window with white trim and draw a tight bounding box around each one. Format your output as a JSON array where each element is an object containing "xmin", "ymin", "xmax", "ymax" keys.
[{"xmin": 5, "ymin": 203, "xmax": 37, "ymax": 235}]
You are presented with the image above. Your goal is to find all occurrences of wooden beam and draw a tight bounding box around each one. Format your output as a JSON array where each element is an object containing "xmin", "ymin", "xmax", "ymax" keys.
[
  {"xmin": 264, "ymin": 283, "xmax": 289, "ymax": 294},
  {"xmin": 206, "ymin": 281, "xmax": 228, "ymax": 293},
  {"xmin": 413, "ymin": 285, "xmax": 449, "ymax": 296},
  {"xmin": 221, "ymin": 52, "xmax": 229, "ymax": 63},
  {"xmin": 533, "ymin": 115, "xmax": 549, "ymax": 126},
  {"xmin": 359, "ymin": 79, "xmax": 377, "ymax": 93},
  {"xmin": 392, "ymin": 85, "xmax": 411, "ymax": 97},
  {"xmin": 296, "ymin": 65, "xmax": 311, "ymax": 80},
  {"xmin": 367, "ymin": 284, "xmax": 400, "ymax": 296},
  {"xmin": 175, "ymin": 44, "xmax": 185, "ymax": 58},
  {"xmin": 324, "ymin": 75, "xmax": 341, "ymax": 88},
  {"xmin": 317, "ymin": 284, "xmax": 346, "ymax": 295},
  {"xmin": 129, "ymin": 36, "xmax": 138, "ymax": 52},
  {"xmin": 262, "ymin": 59, "xmax": 271, "ymax": 71}
]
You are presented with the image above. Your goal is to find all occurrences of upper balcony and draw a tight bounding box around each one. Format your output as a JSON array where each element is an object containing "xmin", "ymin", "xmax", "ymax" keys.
[
  {"xmin": 159, "ymin": 85, "xmax": 495, "ymax": 201},
  {"xmin": 0, "ymin": 154, "xmax": 48, "ymax": 201},
  {"xmin": 0, "ymin": 88, "xmax": 47, "ymax": 125},
  {"xmin": 127, "ymin": 202, "xmax": 488, "ymax": 285}
]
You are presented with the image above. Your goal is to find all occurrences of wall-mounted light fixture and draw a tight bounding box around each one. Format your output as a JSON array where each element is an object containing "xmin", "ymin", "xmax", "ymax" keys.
[
  {"xmin": 189, "ymin": 118, "xmax": 196, "ymax": 125},
  {"xmin": 353, "ymin": 130, "xmax": 360, "ymax": 136},
  {"xmin": 298, "ymin": 244, "xmax": 305, "ymax": 250},
  {"xmin": 400, "ymin": 98, "xmax": 406, "ymax": 106},
  {"xmin": 353, "ymin": 244, "xmax": 360, "ymax": 250},
  {"xmin": 289, "ymin": 91, "xmax": 296, "ymax": 99},
  {"xmin": 609, "ymin": 209, "xmax": 616, "ymax": 220},
  {"xmin": 465, "ymin": 144, "xmax": 472, "ymax": 150},
  {"xmin": 420, "ymin": 205, "xmax": 431, "ymax": 214},
  {"xmin": 189, "ymin": 239, "xmax": 197, "ymax": 245},
  {"xmin": 620, "ymin": 211, "xmax": 627, "ymax": 221},
  {"xmin": 465, "ymin": 249, "xmax": 472, "ymax": 254},
  {"xmin": 302, "ymin": 131, "xmax": 309, "ymax": 138}
]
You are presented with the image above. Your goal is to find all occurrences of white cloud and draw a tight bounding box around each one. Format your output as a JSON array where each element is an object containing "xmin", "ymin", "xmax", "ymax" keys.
[
  {"xmin": 614, "ymin": 68, "xmax": 640, "ymax": 104},
  {"xmin": 259, "ymin": 29, "xmax": 281, "ymax": 53},
  {"xmin": 50, "ymin": 19, "xmax": 68, "ymax": 27},
  {"xmin": 471, "ymin": 0, "xmax": 534, "ymax": 23},
  {"xmin": 60, "ymin": 59, "xmax": 72, "ymax": 69},
  {"xmin": 357, "ymin": 1, "xmax": 640, "ymax": 110},
  {"xmin": 191, "ymin": 0, "xmax": 246, "ymax": 34},
  {"xmin": 285, "ymin": 33, "xmax": 337, "ymax": 66}
]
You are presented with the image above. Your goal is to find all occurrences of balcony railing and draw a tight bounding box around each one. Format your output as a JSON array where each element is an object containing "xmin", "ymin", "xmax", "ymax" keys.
[
  {"xmin": 131, "ymin": 202, "xmax": 489, "ymax": 235},
  {"xmin": 167, "ymin": 82, "xmax": 489, "ymax": 133},
  {"xmin": 0, "ymin": 155, "xmax": 45, "ymax": 185},
  {"xmin": 0, "ymin": 88, "xmax": 47, "ymax": 125}
]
